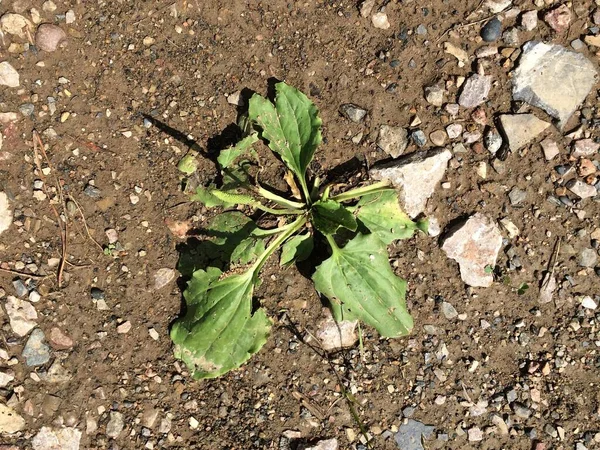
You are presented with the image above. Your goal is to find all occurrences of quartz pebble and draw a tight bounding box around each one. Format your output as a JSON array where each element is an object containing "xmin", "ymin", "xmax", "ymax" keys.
[
  {"xmin": 458, "ymin": 74, "xmax": 492, "ymax": 108},
  {"xmin": 154, "ymin": 268, "xmax": 176, "ymax": 290},
  {"xmin": 0, "ymin": 62, "xmax": 20, "ymax": 88},
  {"xmin": 32, "ymin": 426, "xmax": 82, "ymax": 450},
  {"xmin": 35, "ymin": 23, "xmax": 67, "ymax": 52},
  {"xmin": 371, "ymin": 12, "xmax": 390, "ymax": 29},
  {"xmin": 540, "ymin": 138, "xmax": 560, "ymax": 160},
  {"xmin": 424, "ymin": 85, "xmax": 444, "ymax": 106},
  {"xmin": 520, "ymin": 10, "xmax": 538, "ymax": 30},
  {"xmin": 377, "ymin": 125, "xmax": 408, "ymax": 158}
]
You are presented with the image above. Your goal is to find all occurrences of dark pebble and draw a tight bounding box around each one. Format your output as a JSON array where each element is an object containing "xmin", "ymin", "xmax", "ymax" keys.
[
  {"xmin": 481, "ymin": 17, "xmax": 502, "ymax": 42},
  {"xmin": 84, "ymin": 184, "xmax": 102, "ymax": 198},
  {"xmin": 554, "ymin": 164, "xmax": 571, "ymax": 176},
  {"xmin": 90, "ymin": 287, "xmax": 105, "ymax": 300},
  {"xmin": 12, "ymin": 279, "xmax": 29, "ymax": 297},
  {"xmin": 390, "ymin": 59, "xmax": 400, "ymax": 68},
  {"xmin": 559, "ymin": 196, "xmax": 573, "ymax": 207},
  {"xmin": 411, "ymin": 130, "xmax": 427, "ymax": 147},
  {"xmin": 386, "ymin": 83, "xmax": 398, "ymax": 93}
]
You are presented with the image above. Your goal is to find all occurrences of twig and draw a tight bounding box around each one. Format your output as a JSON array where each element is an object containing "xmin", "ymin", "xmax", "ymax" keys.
[
  {"xmin": 33, "ymin": 131, "xmax": 68, "ymax": 288},
  {"xmin": 0, "ymin": 267, "xmax": 48, "ymax": 279}
]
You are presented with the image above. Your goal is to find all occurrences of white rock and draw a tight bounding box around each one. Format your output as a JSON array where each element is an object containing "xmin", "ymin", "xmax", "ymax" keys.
[
  {"xmin": 65, "ymin": 10, "xmax": 76, "ymax": 24},
  {"xmin": 4, "ymin": 295, "xmax": 38, "ymax": 336},
  {"xmin": 377, "ymin": 125, "xmax": 408, "ymax": 158},
  {"xmin": 0, "ymin": 192, "xmax": 13, "ymax": 234},
  {"xmin": 486, "ymin": 0, "xmax": 512, "ymax": 13},
  {"xmin": 106, "ymin": 411, "xmax": 124, "ymax": 438},
  {"xmin": 226, "ymin": 91, "xmax": 243, "ymax": 106},
  {"xmin": 512, "ymin": 41, "xmax": 597, "ymax": 128},
  {"xmin": 0, "ymin": 403, "xmax": 25, "ymax": 433},
  {"xmin": 32, "ymin": 426, "xmax": 82, "ymax": 450},
  {"xmin": 566, "ymin": 180, "xmax": 596, "ymax": 199},
  {"xmin": 572, "ymin": 139, "xmax": 599, "ymax": 158},
  {"xmin": 444, "ymin": 42, "xmax": 468, "ymax": 63},
  {"xmin": 154, "ymin": 268, "xmax": 176, "ymax": 290},
  {"xmin": 520, "ymin": 10, "xmax": 538, "ymax": 30},
  {"xmin": 581, "ymin": 296, "xmax": 598, "ymax": 310},
  {"xmin": 316, "ymin": 308, "xmax": 358, "ymax": 351},
  {"xmin": 303, "ymin": 439, "xmax": 338, "ymax": 450},
  {"xmin": 360, "ymin": 0, "xmax": 375, "ymax": 18},
  {"xmin": 0, "ymin": 370, "xmax": 15, "ymax": 387},
  {"xmin": 441, "ymin": 213, "xmax": 503, "ymax": 288},
  {"xmin": 424, "ymin": 85, "xmax": 444, "ymax": 106},
  {"xmin": 0, "ymin": 13, "xmax": 33, "ymax": 38},
  {"xmin": 371, "ymin": 12, "xmax": 390, "ymax": 29},
  {"xmin": 458, "ymin": 74, "xmax": 492, "ymax": 108},
  {"xmin": 499, "ymin": 113, "xmax": 550, "ymax": 151},
  {"xmin": 0, "ymin": 62, "xmax": 20, "ymax": 88},
  {"xmin": 446, "ymin": 123, "xmax": 463, "ymax": 139},
  {"xmin": 369, "ymin": 148, "xmax": 452, "ymax": 218},
  {"xmin": 540, "ymin": 138, "xmax": 560, "ymax": 160}
]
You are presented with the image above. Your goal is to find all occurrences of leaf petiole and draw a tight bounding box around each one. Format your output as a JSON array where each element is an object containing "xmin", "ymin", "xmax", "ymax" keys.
[
  {"xmin": 324, "ymin": 234, "xmax": 340, "ymax": 254},
  {"xmin": 330, "ymin": 180, "xmax": 393, "ymax": 202},
  {"xmin": 256, "ymin": 184, "xmax": 306, "ymax": 210},
  {"xmin": 251, "ymin": 215, "xmax": 308, "ymax": 272},
  {"xmin": 255, "ymin": 204, "xmax": 305, "ymax": 215}
]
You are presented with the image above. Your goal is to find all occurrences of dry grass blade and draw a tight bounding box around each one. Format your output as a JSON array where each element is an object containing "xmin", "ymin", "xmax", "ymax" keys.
[
  {"xmin": 32, "ymin": 130, "xmax": 68, "ymax": 288},
  {"xmin": 66, "ymin": 195, "xmax": 104, "ymax": 251}
]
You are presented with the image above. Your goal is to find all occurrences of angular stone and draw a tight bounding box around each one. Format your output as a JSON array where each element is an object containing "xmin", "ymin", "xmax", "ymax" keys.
[
  {"xmin": 544, "ymin": 4, "xmax": 571, "ymax": 32},
  {"xmin": 444, "ymin": 42, "xmax": 468, "ymax": 63},
  {"xmin": 424, "ymin": 85, "xmax": 444, "ymax": 106},
  {"xmin": 0, "ymin": 192, "xmax": 12, "ymax": 234},
  {"xmin": 0, "ymin": 403, "xmax": 25, "ymax": 434},
  {"xmin": 0, "ymin": 62, "xmax": 19, "ymax": 88},
  {"xmin": 520, "ymin": 10, "xmax": 538, "ymax": 31},
  {"xmin": 377, "ymin": 125, "xmax": 408, "ymax": 158},
  {"xmin": 22, "ymin": 328, "xmax": 50, "ymax": 366},
  {"xmin": 0, "ymin": 370, "xmax": 15, "ymax": 388},
  {"xmin": 32, "ymin": 426, "xmax": 82, "ymax": 450},
  {"xmin": 106, "ymin": 411, "xmax": 124, "ymax": 438},
  {"xmin": 4, "ymin": 295, "xmax": 37, "ymax": 337},
  {"xmin": 154, "ymin": 268, "xmax": 176, "ymax": 290},
  {"xmin": 540, "ymin": 138, "xmax": 560, "ymax": 160},
  {"xmin": 512, "ymin": 41, "xmax": 597, "ymax": 127},
  {"xmin": 48, "ymin": 327, "xmax": 73, "ymax": 350},
  {"xmin": 303, "ymin": 438, "xmax": 338, "ymax": 450},
  {"xmin": 339, "ymin": 104, "xmax": 367, "ymax": 123},
  {"xmin": 394, "ymin": 419, "xmax": 435, "ymax": 450},
  {"xmin": 459, "ymin": 74, "xmax": 492, "ymax": 108},
  {"xmin": 0, "ymin": 13, "xmax": 33, "ymax": 38},
  {"xmin": 369, "ymin": 148, "xmax": 452, "ymax": 218},
  {"xmin": 441, "ymin": 213, "xmax": 503, "ymax": 287},
  {"xmin": 316, "ymin": 308, "xmax": 357, "ymax": 351},
  {"xmin": 578, "ymin": 249, "xmax": 598, "ymax": 267},
  {"xmin": 371, "ymin": 12, "xmax": 390, "ymax": 29},
  {"xmin": 572, "ymin": 139, "xmax": 599, "ymax": 158},
  {"xmin": 499, "ymin": 113, "xmax": 550, "ymax": 151},
  {"xmin": 566, "ymin": 179, "xmax": 596, "ymax": 199},
  {"xmin": 42, "ymin": 360, "xmax": 72, "ymax": 384}
]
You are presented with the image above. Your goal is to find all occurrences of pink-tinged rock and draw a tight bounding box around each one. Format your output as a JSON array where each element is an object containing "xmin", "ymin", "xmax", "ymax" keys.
[
  {"xmin": 540, "ymin": 138, "xmax": 560, "ymax": 161},
  {"xmin": 458, "ymin": 74, "xmax": 492, "ymax": 108},
  {"xmin": 35, "ymin": 23, "xmax": 67, "ymax": 52},
  {"xmin": 316, "ymin": 308, "xmax": 357, "ymax": 351},
  {"xmin": 442, "ymin": 213, "xmax": 503, "ymax": 287},
  {"xmin": 48, "ymin": 327, "xmax": 73, "ymax": 350},
  {"xmin": 544, "ymin": 4, "xmax": 571, "ymax": 32},
  {"xmin": 31, "ymin": 426, "xmax": 82, "ymax": 450},
  {"xmin": 572, "ymin": 139, "xmax": 599, "ymax": 158}
]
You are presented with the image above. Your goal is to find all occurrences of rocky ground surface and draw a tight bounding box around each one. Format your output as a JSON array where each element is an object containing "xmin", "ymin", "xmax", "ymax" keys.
[{"xmin": 1, "ymin": 0, "xmax": 600, "ymax": 449}]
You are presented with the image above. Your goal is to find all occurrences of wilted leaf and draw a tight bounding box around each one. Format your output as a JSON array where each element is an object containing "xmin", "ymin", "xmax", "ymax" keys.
[
  {"xmin": 280, "ymin": 233, "xmax": 313, "ymax": 266},
  {"xmin": 312, "ymin": 233, "xmax": 413, "ymax": 338},
  {"xmin": 248, "ymin": 82, "xmax": 322, "ymax": 182},
  {"xmin": 171, "ymin": 269, "xmax": 271, "ymax": 379},
  {"xmin": 355, "ymin": 191, "xmax": 421, "ymax": 244},
  {"xmin": 312, "ymin": 199, "xmax": 357, "ymax": 236}
]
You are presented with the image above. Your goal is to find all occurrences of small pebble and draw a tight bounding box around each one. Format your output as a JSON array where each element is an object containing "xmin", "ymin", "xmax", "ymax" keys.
[
  {"xmin": 441, "ymin": 302, "xmax": 458, "ymax": 319},
  {"xmin": 117, "ymin": 321, "xmax": 132, "ymax": 334},
  {"xmin": 35, "ymin": 23, "xmax": 67, "ymax": 52},
  {"xmin": 580, "ymin": 296, "xmax": 597, "ymax": 309},
  {"xmin": 83, "ymin": 184, "xmax": 102, "ymax": 198},
  {"xmin": 411, "ymin": 130, "xmax": 427, "ymax": 147},
  {"xmin": 481, "ymin": 17, "xmax": 502, "ymax": 42},
  {"xmin": 90, "ymin": 287, "xmax": 105, "ymax": 300}
]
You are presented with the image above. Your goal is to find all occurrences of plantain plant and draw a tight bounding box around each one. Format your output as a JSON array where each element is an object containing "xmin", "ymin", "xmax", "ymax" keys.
[{"xmin": 170, "ymin": 82, "xmax": 426, "ymax": 379}]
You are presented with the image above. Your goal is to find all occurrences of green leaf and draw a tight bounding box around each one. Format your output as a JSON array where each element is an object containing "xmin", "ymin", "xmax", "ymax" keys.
[
  {"xmin": 217, "ymin": 134, "xmax": 259, "ymax": 169},
  {"xmin": 177, "ymin": 152, "xmax": 199, "ymax": 175},
  {"xmin": 280, "ymin": 233, "xmax": 314, "ymax": 266},
  {"xmin": 355, "ymin": 191, "xmax": 420, "ymax": 244},
  {"xmin": 210, "ymin": 190, "xmax": 258, "ymax": 207},
  {"xmin": 312, "ymin": 199, "xmax": 357, "ymax": 235},
  {"xmin": 190, "ymin": 185, "xmax": 233, "ymax": 208},
  {"xmin": 248, "ymin": 82, "xmax": 322, "ymax": 182},
  {"xmin": 171, "ymin": 269, "xmax": 271, "ymax": 379},
  {"xmin": 177, "ymin": 212, "xmax": 265, "ymax": 276},
  {"xmin": 312, "ymin": 234, "xmax": 413, "ymax": 338}
]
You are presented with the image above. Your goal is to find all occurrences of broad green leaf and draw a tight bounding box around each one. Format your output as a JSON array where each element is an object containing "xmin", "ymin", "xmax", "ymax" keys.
[
  {"xmin": 312, "ymin": 199, "xmax": 357, "ymax": 235},
  {"xmin": 312, "ymin": 233, "xmax": 413, "ymax": 338},
  {"xmin": 177, "ymin": 212, "xmax": 265, "ymax": 276},
  {"xmin": 231, "ymin": 236, "xmax": 266, "ymax": 265},
  {"xmin": 171, "ymin": 269, "xmax": 271, "ymax": 379},
  {"xmin": 248, "ymin": 82, "xmax": 322, "ymax": 181},
  {"xmin": 217, "ymin": 134, "xmax": 259, "ymax": 169},
  {"xmin": 280, "ymin": 233, "xmax": 314, "ymax": 266},
  {"xmin": 355, "ymin": 191, "xmax": 420, "ymax": 244}
]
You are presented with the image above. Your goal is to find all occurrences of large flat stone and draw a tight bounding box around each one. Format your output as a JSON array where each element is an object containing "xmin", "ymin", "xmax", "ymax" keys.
[
  {"xmin": 512, "ymin": 41, "xmax": 597, "ymax": 128},
  {"xmin": 369, "ymin": 148, "xmax": 452, "ymax": 218},
  {"xmin": 499, "ymin": 114, "xmax": 550, "ymax": 151},
  {"xmin": 441, "ymin": 213, "xmax": 503, "ymax": 287}
]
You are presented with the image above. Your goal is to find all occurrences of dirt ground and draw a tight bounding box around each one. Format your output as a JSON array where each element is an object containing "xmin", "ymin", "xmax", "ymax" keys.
[{"xmin": 1, "ymin": 0, "xmax": 600, "ymax": 449}]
